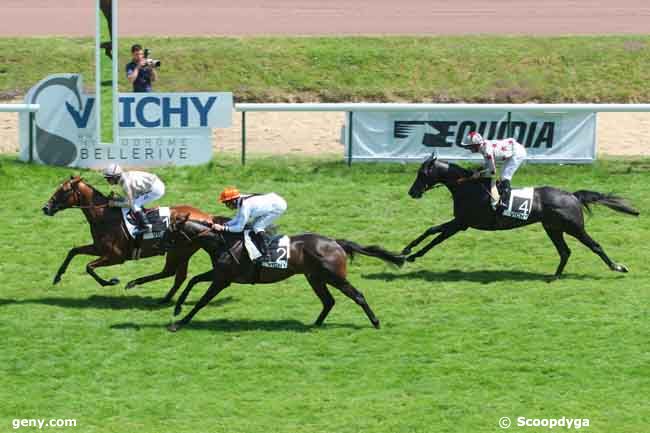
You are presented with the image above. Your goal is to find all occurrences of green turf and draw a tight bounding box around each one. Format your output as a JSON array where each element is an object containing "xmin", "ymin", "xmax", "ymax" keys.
[
  {"xmin": 1, "ymin": 36, "xmax": 650, "ymax": 103},
  {"xmin": 0, "ymin": 155, "xmax": 648, "ymax": 432}
]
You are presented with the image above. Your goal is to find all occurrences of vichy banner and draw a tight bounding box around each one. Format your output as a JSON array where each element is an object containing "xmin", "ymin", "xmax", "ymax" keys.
[{"xmin": 19, "ymin": 74, "xmax": 232, "ymax": 168}]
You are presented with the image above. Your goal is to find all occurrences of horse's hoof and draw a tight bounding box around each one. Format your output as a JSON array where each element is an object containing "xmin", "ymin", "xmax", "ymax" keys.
[
  {"xmin": 616, "ymin": 264, "xmax": 629, "ymax": 273},
  {"xmin": 167, "ymin": 323, "xmax": 180, "ymax": 332},
  {"xmin": 108, "ymin": 278, "xmax": 120, "ymax": 286},
  {"xmin": 173, "ymin": 305, "xmax": 182, "ymax": 316},
  {"xmin": 372, "ymin": 320, "xmax": 381, "ymax": 329},
  {"xmin": 124, "ymin": 280, "xmax": 136, "ymax": 290},
  {"xmin": 406, "ymin": 255, "xmax": 416, "ymax": 263},
  {"xmin": 546, "ymin": 275, "xmax": 559, "ymax": 283},
  {"xmin": 401, "ymin": 248, "xmax": 412, "ymax": 255},
  {"xmin": 158, "ymin": 297, "xmax": 173, "ymax": 305},
  {"xmin": 52, "ymin": 275, "xmax": 61, "ymax": 285}
]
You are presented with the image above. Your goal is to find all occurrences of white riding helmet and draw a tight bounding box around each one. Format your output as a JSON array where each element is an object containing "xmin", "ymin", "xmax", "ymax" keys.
[{"xmin": 102, "ymin": 163, "xmax": 123, "ymax": 178}]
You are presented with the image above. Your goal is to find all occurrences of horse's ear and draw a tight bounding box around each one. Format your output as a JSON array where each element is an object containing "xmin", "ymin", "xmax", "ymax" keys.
[{"xmin": 431, "ymin": 151, "xmax": 438, "ymax": 160}]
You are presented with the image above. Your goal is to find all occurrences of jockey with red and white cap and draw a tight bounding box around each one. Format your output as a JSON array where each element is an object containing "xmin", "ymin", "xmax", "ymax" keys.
[
  {"xmin": 462, "ymin": 131, "xmax": 527, "ymax": 211},
  {"xmin": 102, "ymin": 163, "xmax": 165, "ymax": 233},
  {"xmin": 211, "ymin": 187, "xmax": 287, "ymax": 261}
]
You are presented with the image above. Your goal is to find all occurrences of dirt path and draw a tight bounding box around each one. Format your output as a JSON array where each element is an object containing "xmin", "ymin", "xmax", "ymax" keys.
[
  {"xmin": 2, "ymin": 1, "xmax": 650, "ymax": 36},
  {"xmin": 2, "ymin": 104, "xmax": 648, "ymax": 157}
]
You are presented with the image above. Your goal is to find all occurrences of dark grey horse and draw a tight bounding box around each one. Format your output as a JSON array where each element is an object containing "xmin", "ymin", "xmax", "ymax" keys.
[{"xmin": 403, "ymin": 155, "xmax": 639, "ymax": 279}]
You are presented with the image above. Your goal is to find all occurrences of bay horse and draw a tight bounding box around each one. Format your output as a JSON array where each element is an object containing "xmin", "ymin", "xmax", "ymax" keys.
[
  {"xmin": 164, "ymin": 214, "xmax": 405, "ymax": 332},
  {"xmin": 403, "ymin": 155, "xmax": 639, "ymax": 279},
  {"xmin": 42, "ymin": 176, "xmax": 219, "ymax": 302}
]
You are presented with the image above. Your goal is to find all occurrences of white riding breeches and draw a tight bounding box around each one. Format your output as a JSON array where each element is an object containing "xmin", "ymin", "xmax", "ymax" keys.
[
  {"xmin": 132, "ymin": 180, "xmax": 165, "ymax": 211},
  {"xmin": 501, "ymin": 153, "xmax": 526, "ymax": 181},
  {"xmin": 251, "ymin": 197, "xmax": 287, "ymax": 233}
]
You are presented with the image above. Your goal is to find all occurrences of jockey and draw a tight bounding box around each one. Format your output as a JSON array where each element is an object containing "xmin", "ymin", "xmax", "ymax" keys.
[
  {"xmin": 462, "ymin": 131, "xmax": 527, "ymax": 211},
  {"xmin": 102, "ymin": 163, "xmax": 165, "ymax": 233},
  {"xmin": 211, "ymin": 187, "xmax": 287, "ymax": 261}
]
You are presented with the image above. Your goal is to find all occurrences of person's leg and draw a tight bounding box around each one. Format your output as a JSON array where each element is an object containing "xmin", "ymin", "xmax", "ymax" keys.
[
  {"xmin": 250, "ymin": 210, "xmax": 284, "ymax": 259},
  {"xmin": 132, "ymin": 182, "xmax": 165, "ymax": 232}
]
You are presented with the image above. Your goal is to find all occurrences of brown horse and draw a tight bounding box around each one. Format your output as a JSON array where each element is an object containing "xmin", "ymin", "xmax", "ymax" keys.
[
  {"xmin": 42, "ymin": 176, "xmax": 216, "ymax": 302},
  {"xmin": 165, "ymin": 214, "xmax": 405, "ymax": 332}
]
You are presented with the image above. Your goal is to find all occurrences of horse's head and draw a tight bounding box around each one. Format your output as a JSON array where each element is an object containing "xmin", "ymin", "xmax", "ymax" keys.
[
  {"xmin": 164, "ymin": 213, "xmax": 222, "ymax": 250},
  {"xmin": 43, "ymin": 176, "xmax": 85, "ymax": 216},
  {"xmin": 408, "ymin": 154, "xmax": 450, "ymax": 199}
]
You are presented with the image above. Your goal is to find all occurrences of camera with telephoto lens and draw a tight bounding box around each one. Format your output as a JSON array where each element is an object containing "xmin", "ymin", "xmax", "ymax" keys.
[{"xmin": 143, "ymin": 48, "xmax": 161, "ymax": 68}]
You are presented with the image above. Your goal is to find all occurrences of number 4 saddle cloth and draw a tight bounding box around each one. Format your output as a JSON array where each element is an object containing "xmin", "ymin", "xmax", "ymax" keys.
[{"xmin": 502, "ymin": 187, "xmax": 535, "ymax": 221}]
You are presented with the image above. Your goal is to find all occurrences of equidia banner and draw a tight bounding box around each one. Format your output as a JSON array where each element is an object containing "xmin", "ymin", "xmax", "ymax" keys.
[
  {"xmin": 20, "ymin": 74, "xmax": 232, "ymax": 168},
  {"xmin": 347, "ymin": 111, "xmax": 596, "ymax": 163}
]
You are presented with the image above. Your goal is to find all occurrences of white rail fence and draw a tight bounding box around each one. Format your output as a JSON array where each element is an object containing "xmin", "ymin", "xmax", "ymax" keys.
[
  {"xmin": 235, "ymin": 103, "xmax": 650, "ymax": 165},
  {"xmin": 0, "ymin": 104, "xmax": 40, "ymax": 162}
]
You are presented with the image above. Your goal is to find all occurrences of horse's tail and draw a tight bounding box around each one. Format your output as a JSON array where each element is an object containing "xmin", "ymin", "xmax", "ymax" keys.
[
  {"xmin": 336, "ymin": 239, "xmax": 405, "ymax": 267},
  {"xmin": 573, "ymin": 190, "xmax": 640, "ymax": 216}
]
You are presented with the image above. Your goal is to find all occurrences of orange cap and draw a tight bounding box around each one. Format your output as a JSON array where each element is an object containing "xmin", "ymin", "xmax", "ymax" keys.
[{"xmin": 219, "ymin": 187, "xmax": 241, "ymax": 203}]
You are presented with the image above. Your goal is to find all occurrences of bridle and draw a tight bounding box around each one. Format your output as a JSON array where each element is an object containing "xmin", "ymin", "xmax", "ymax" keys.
[{"xmin": 63, "ymin": 180, "xmax": 109, "ymax": 209}]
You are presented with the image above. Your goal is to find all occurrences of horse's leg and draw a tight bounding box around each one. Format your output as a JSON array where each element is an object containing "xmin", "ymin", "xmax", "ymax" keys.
[
  {"xmin": 406, "ymin": 220, "xmax": 464, "ymax": 262},
  {"xmin": 160, "ymin": 258, "xmax": 190, "ymax": 304},
  {"xmin": 401, "ymin": 223, "xmax": 446, "ymax": 255},
  {"xmin": 124, "ymin": 255, "xmax": 177, "ymax": 291},
  {"xmin": 305, "ymin": 274, "xmax": 335, "ymax": 326},
  {"xmin": 568, "ymin": 228, "xmax": 628, "ymax": 273},
  {"xmin": 53, "ymin": 244, "xmax": 98, "ymax": 285},
  {"xmin": 328, "ymin": 276, "xmax": 380, "ymax": 329},
  {"xmin": 174, "ymin": 269, "xmax": 216, "ymax": 316},
  {"xmin": 543, "ymin": 225, "xmax": 571, "ymax": 280},
  {"xmin": 169, "ymin": 279, "xmax": 230, "ymax": 332},
  {"xmin": 86, "ymin": 256, "xmax": 123, "ymax": 287}
]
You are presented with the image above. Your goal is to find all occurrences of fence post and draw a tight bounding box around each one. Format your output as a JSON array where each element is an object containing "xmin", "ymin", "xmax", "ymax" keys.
[
  {"xmin": 347, "ymin": 111, "xmax": 353, "ymax": 167},
  {"xmin": 241, "ymin": 111, "xmax": 247, "ymax": 165}
]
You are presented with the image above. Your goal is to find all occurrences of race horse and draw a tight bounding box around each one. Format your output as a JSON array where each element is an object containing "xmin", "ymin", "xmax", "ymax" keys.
[
  {"xmin": 402, "ymin": 155, "xmax": 639, "ymax": 279},
  {"xmin": 42, "ymin": 176, "xmax": 219, "ymax": 302},
  {"xmin": 163, "ymin": 214, "xmax": 405, "ymax": 332}
]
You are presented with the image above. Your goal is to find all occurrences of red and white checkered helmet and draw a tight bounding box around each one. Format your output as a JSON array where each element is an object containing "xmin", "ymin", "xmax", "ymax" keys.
[{"xmin": 467, "ymin": 131, "xmax": 485, "ymax": 147}]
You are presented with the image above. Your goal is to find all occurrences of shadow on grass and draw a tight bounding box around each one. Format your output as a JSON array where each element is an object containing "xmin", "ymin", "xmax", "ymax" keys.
[
  {"xmin": 110, "ymin": 319, "xmax": 364, "ymax": 333},
  {"xmin": 364, "ymin": 269, "xmax": 610, "ymax": 284},
  {"xmin": 0, "ymin": 295, "xmax": 235, "ymax": 311}
]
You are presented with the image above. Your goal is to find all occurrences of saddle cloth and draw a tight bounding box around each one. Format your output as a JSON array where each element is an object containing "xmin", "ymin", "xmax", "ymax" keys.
[
  {"xmin": 122, "ymin": 207, "xmax": 171, "ymax": 240},
  {"xmin": 502, "ymin": 187, "xmax": 534, "ymax": 221},
  {"xmin": 243, "ymin": 230, "xmax": 290, "ymax": 269}
]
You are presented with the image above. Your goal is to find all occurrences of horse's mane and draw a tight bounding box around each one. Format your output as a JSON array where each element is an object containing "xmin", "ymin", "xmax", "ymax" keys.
[
  {"xmin": 75, "ymin": 177, "xmax": 110, "ymax": 201},
  {"xmin": 436, "ymin": 159, "xmax": 473, "ymax": 179}
]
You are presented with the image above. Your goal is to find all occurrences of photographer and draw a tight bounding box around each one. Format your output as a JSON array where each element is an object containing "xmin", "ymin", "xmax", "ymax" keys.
[{"xmin": 126, "ymin": 44, "xmax": 158, "ymax": 92}]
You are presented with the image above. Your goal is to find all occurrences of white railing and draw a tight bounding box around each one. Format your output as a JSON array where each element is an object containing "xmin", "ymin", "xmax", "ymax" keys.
[
  {"xmin": 0, "ymin": 104, "xmax": 40, "ymax": 113},
  {"xmin": 234, "ymin": 103, "xmax": 650, "ymax": 165},
  {"xmin": 0, "ymin": 104, "xmax": 40, "ymax": 162}
]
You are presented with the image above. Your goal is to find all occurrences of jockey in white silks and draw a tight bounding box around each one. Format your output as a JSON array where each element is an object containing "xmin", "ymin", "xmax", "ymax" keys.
[
  {"xmin": 102, "ymin": 163, "xmax": 166, "ymax": 233},
  {"xmin": 211, "ymin": 187, "xmax": 288, "ymax": 261},
  {"xmin": 462, "ymin": 131, "xmax": 527, "ymax": 211}
]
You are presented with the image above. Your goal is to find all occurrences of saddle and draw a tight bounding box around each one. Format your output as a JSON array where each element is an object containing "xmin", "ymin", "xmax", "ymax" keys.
[
  {"xmin": 122, "ymin": 207, "xmax": 171, "ymax": 240},
  {"xmin": 242, "ymin": 230, "xmax": 290, "ymax": 269}
]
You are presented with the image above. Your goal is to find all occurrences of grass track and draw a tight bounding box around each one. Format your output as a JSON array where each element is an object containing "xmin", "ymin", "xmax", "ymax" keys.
[
  {"xmin": 1, "ymin": 36, "xmax": 650, "ymax": 102},
  {"xmin": 0, "ymin": 156, "xmax": 649, "ymax": 432}
]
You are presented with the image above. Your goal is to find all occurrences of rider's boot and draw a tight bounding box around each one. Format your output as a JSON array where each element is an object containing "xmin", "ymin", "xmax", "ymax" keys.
[
  {"xmin": 252, "ymin": 231, "xmax": 270, "ymax": 262},
  {"xmin": 496, "ymin": 179, "xmax": 511, "ymax": 213},
  {"xmin": 133, "ymin": 210, "xmax": 152, "ymax": 235}
]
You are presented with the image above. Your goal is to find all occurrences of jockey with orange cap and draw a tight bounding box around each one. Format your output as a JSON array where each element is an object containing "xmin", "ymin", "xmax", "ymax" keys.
[
  {"xmin": 102, "ymin": 163, "xmax": 165, "ymax": 233},
  {"xmin": 461, "ymin": 131, "xmax": 527, "ymax": 212},
  {"xmin": 211, "ymin": 187, "xmax": 287, "ymax": 261}
]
